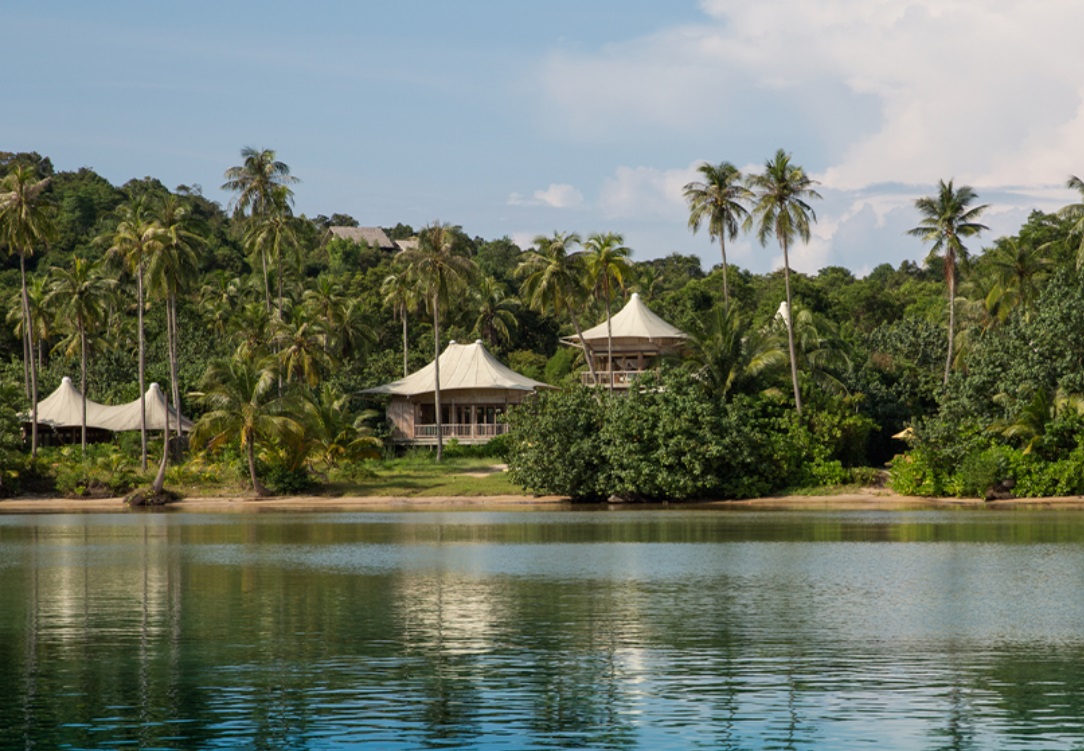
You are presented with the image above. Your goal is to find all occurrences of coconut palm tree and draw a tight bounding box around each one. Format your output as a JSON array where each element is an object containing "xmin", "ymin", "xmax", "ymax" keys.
[
  {"xmin": 908, "ymin": 179, "xmax": 988, "ymax": 386},
  {"xmin": 747, "ymin": 149, "xmax": 822, "ymax": 414},
  {"xmin": 149, "ymin": 193, "xmax": 202, "ymax": 467},
  {"xmin": 470, "ymin": 274, "xmax": 519, "ymax": 352},
  {"xmin": 381, "ymin": 267, "xmax": 421, "ymax": 376},
  {"xmin": 273, "ymin": 309, "xmax": 332, "ymax": 388},
  {"xmin": 517, "ymin": 231, "xmax": 599, "ymax": 386},
  {"xmin": 302, "ymin": 383, "xmax": 382, "ymax": 477},
  {"xmin": 0, "ymin": 165, "xmax": 55, "ymax": 456},
  {"xmin": 221, "ymin": 146, "xmax": 298, "ymax": 218},
  {"xmin": 104, "ymin": 196, "xmax": 166, "ymax": 471},
  {"xmin": 399, "ymin": 222, "xmax": 477, "ymax": 461},
  {"xmin": 1058, "ymin": 175, "xmax": 1084, "ymax": 269},
  {"xmin": 45, "ymin": 258, "xmax": 116, "ymax": 452},
  {"xmin": 583, "ymin": 232, "xmax": 632, "ymax": 391},
  {"xmin": 683, "ymin": 306, "xmax": 786, "ymax": 398},
  {"xmin": 983, "ymin": 237, "xmax": 1051, "ymax": 320},
  {"xmin": 684, "ymin": 161, "xmax": 753, "ymax": 311},
  {"xmin": 191, "ymin": 354, "xmax": 301, "ymax": 496},
  {"xmin": 243, "ymin": 184, "xmax": 298, "ymax": 317}
]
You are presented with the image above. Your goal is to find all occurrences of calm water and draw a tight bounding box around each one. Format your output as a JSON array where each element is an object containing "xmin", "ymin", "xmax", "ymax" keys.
[{"xmin": 3, "ymin": 509, "xmax": 1084, "ymax": 750}]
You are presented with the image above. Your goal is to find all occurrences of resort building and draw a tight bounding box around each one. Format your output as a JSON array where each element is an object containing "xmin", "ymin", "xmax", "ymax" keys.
[
  {"xmin": 25, "ymin": 376, "xmax": 193, "ymax": 445},
  {"xmin": 327, "ymin": 226, "xmax": 397, "ymax": 252},
  {"xmin": 363, "ymin": 340, "xmax": 552, "ymax": 445},
  {"xmin": 564, "ymin": 293, "xmax": 688, "ymax": 389}
]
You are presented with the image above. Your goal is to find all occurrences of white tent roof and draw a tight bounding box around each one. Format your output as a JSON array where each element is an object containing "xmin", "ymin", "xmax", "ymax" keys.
[
  {"xmin": 363, "ymin": 340, "xmax": 552, "ymax": 397},
  {"xmin": 29, "ymin": 376, "xmax": 111, "ymax": 427},
  {"xmin": 94, "ymin": 383, "xmax": 194, "ymax": 433},
  {"xmin": 26, "ymin": 379, "xmax": 193, "ymax": 433},
  {"xmin": 571, "ymin": 293, "xmax": 687, "ymax": 343}
]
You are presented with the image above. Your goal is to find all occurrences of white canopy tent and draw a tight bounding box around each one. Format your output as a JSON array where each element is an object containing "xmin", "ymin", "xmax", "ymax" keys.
[
  {"xmin": 363, "ymin": 340, "xmax": 551, "ymax": 396},
  {"xmin": 25, "ymin": 378, "xmax": 193, "ymax": 434}
]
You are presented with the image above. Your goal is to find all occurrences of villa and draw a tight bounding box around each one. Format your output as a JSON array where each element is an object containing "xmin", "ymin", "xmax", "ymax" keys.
[
  {"xmin": 563, "ymin": 292, "xmax": 688, "ymax": 388},
  {"xmin": 362, "ymin": 340, "xmax": 553, "ymax": 445}
]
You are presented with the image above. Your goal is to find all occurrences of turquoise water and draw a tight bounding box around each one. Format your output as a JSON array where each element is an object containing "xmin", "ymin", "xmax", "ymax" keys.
[{"xmin": 3, "ymin": 509, "xmax": 1084, "ymax": 749}]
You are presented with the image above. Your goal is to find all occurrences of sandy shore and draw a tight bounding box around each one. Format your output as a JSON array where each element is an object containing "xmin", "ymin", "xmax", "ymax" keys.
[{"xmin": 5, "ymin": 489, "xmax": 1084, "ymax": 513}]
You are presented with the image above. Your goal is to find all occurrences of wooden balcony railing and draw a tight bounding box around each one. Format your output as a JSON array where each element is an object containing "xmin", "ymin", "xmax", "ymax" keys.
[{"xmin": 580, "ymin": 370, "xmax": 643, "ymax": 388}]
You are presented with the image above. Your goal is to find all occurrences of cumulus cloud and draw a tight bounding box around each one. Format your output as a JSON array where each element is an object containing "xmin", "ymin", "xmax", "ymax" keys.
[
  {"xmin": 507, "ymin": 183, "xmax": 584, "ymax": 209},
  {"xmin": 532, "ymin": 0, "xmax": 1084, "ymax": 273}
]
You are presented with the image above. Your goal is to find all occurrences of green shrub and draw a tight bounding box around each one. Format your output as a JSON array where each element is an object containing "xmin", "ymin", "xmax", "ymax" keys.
[{"xmin": 261, "ymin": 462, "xmax": 316, "ymax": 495}]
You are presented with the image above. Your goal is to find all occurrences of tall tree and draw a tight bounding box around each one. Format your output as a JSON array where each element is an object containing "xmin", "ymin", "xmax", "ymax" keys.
[
  {"xmin": 470, "ymin": 274, "xmax": 519, "ymax": 352},
  {"xmin": 1060, "ymin": 175, "xmax": 1084, "ymax": 268},
  {"xmin": 908, "ymin": 179, "xmax": 989, "ymax": 386},
  {"xmin": 104, "ymin": 196, "xmax": 165, "ymax": 471},
  {"xmin": 683, "ymin": 161, "xmax": 752, "ymax": 311},
  {"xmin": 381, "ymin": 267, "xmax": 420, "ymax": 377},
  {"xmin": 191, "ymin": 354, "xmax": 301, "ymax": 496},
  {"xmin": 221, "ymin": 146, "xmax": 298, "ymax": 218},
  {"xmin": 0, "ymin": 165, "xmax": 56, "ymax": 456},
  {"xmin": 747, "ymin": 149, "xmax": 821, "ymax": 414},
  {"xmin": 399, "ymin": 222, "xmax": 477, "ymax": 461},
  {"xmin": 517, "ymin": 231, "xmax": 599, "ymax": 387},
  {"xmin": 583, "ymin": 232, "xmax": 632, "ymax": 391},
  {"xmin": 243, "ymin": 184, "xmax": 298, "ymax": 318},
  {"xmin": 45, "ymin": 258, "xmax": 116, "ymax": 452}
]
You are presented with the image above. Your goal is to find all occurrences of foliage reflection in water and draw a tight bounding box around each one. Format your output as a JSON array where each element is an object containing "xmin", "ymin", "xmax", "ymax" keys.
[{"xmin": 2, "ymin": 510, "xmax": 1084, "ymax": 749}]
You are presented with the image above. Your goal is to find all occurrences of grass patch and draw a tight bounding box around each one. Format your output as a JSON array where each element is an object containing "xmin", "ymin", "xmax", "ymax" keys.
[{"xmin": 331, "ymin": 455, "xmax": 521, "ymax": 497}]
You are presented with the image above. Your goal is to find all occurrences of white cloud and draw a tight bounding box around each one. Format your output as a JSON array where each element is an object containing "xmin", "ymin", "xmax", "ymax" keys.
[
  {"xmin": 507, "ymin": 183, "xmax": 584, "ymax": 209},
  {"xmin": 597, "ymin": 162, "xmax": 699, "ymax": 220}
]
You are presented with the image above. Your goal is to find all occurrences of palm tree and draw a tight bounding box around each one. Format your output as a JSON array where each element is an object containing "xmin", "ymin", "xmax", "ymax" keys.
[
  {"xmin": 683, "ymin": 161, "xmax": 753, "ymax": 310},
  {"xmin": 983, "ymin": 237, "xmax": 1051, "ymax": 320},
  {"xmin": 381, "ymin": 267, "xmax": 421, "ymax": 376},
  {"xmin": 149, "ymin": 193, "xmax": 202, "ymax": 467},
  {"xmin": 908, "ymin": 179, "xmax": 989, "ymax": 386},
  {"xmin": 399, "ymin": 222, "xmax": 477, "ymax": 461},
  {"xmin": 1059, "ymin": 175, "xmax": 1084, "ymax": 269},
  {"xmin": 517, "ymin": 231, "xmax": 599, "ymax": 386},
  {"xmin": 45, "ymin": 258, "xmax": 116, "ymax": 452},
  {"xmin": 302, "ymin": 383, "xmax": 382, "ymax": 477},
  {"xmin": 221, "ymin": 146, "xmax": 298, "ymax": 218},
  {"xmin": 243, "ymin": 184, "xmax": 298, "ymax": 318},
  {"xmin": 191, "ymin": 354, "xmax": 301, "ymax": 496},
  {"xmin": 104, "ymin": 196, "xmax": 166, "ymax": 471},
  {"xmin": 683, "ymin": 306, "xmax": 786, "ymax": 398},
  {"xmin": 273, "ymin": 310, "xmax": 332, "ymax": 388},
  {"xmin": 583, "ymin": 232, "xmax": 632, "ymax": 391},
  {"xmin": 0, "ymin": 165, "xmax": 55, "ymax": 456},
  {"xmin": 470, "ymin": 275, "xmax": 519, "ymax": 352},
  {"xmin": 747, "ymin": 149, "xmax": 822, "ymax": 414}
]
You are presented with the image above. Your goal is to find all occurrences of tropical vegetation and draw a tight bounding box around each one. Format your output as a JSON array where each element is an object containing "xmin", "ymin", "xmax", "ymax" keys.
[{"xmin": 2, "ymin": 147, "xmax": 1084, "ymax": 502}]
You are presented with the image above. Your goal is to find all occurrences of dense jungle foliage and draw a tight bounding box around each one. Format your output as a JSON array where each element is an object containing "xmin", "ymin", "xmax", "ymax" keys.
[{"xmin": 2, "ymin": 148, "xmax": 1083, "ymax": 500}]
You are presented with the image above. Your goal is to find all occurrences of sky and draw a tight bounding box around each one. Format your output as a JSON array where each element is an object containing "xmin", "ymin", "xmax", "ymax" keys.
[{"xmin": 4, "ymin": 0, "xmax": 1083, "ymax": 276}]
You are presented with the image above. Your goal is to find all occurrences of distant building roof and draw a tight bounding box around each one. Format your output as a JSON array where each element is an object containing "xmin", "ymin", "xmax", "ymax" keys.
[
  {"xmin": 362, "ymin": 340, "xmax": 552, "ymax": 396},
  {"xmin": 329, "ymin": 226, "xmax": 396, "ymax": 250},
  {"xmin": 395, "ymin": 238, "xmax": 419, "ymax": 252},
  {"xmin": 570, "ymin": 293, "xmax": 687, "ymax": 343}
]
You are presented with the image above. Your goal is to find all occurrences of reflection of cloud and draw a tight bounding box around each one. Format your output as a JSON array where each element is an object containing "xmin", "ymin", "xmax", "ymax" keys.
[{"xmin": 507, "ymin": 183, "xmax": 584, "ymax": 209}]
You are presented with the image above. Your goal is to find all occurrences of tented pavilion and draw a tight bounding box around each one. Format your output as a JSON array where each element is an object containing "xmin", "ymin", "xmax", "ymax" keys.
[
  {"xmin": 564, "ymin": 292, "xmax": 688, "ymax": 389},
  {"xmin": 25, "ymin": 377, "xmax": 194, "ymax": 445},
  {"xmin": 362, "ymin": 340, "xmax": 553, "ymax": 445}
]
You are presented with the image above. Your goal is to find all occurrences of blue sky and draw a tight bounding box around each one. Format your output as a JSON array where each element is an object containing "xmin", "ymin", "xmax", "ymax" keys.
[{"xmin": 5, "ymin": 1, "xmax": 1083, "ymax": 275}]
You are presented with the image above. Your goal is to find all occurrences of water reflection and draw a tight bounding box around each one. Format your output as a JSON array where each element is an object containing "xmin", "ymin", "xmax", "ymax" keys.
[{"xmin": 3, "ymin": 510, "xmax": 1084, "ymax": 749}]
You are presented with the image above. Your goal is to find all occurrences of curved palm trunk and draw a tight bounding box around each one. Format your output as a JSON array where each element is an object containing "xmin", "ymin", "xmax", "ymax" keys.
[
  {"xmin": 247, "ymin": 437, "xmax": 269, "ymax": 496},
  {"xmin": 401, "ymin": 308, "xmax": 409, "ymax": 377},
  {"xmin": 21, "ymin": 257, "xmax": 39, "ymax": 458},
  {"xmin": 433, "ymin": 294, "xmax": 443, "ymax": 462},
  {"xmin": 137, "ymin": 265, "xmax": 147, "ymax": 472},
  {"xmin": 604, "ymin": 280, "xmax": 614, "ymax": 393},
  {"xmin": 720, "ymin": 236, "xmax": 730, "ymax": 312},
  {"xmin": 944, "ymin": 256, "xmax": 956, "ymax": 387},
  {"xmin": 563, "ymin": 282, "xmax": 598, "ymax": 386},
  {"xmin": 781, "ymin": 240, "xmax": 803, "ymax": 415},
  {"xmin": 169, "ymin": 296, "xmax": 183, "ymax": 461},
  {"xmin": 79, "ymin": 315, "xmax": 87, "ymax": 453}
]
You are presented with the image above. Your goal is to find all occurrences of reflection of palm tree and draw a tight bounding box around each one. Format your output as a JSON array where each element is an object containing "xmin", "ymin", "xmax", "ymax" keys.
[
  {"xmin": 584, "ymin": 232, "xmax": 632, "ymax": 391},
  {"xmin": 0, "ymin": 165, "xmax": 56, "ymax": 456},
  {"xmin": 518, "ymin": 231, "xmax": 598, "ymax": 386},
  {"xmin": 748, "ymin": 150, "xmax": 821, "ymax": 414},
  {"xmin": 105, "ymin": 197, "xmax": 165, "ymax": 471},
  {"xmin": 908, "ymin": 179, "xmax": 988, "ymax": 386},
  {"xmin": 192, "ymin": 355, "xmax": 300, "ymax": 496},
  {"xmin": 45, "ymin": 258, "xmax": 116, "ymax": 451},
  {"xmin": 684, "ymin": 161, "xmax": 752, "ymax": 311},
  {"xmin": 400, "ymin": 223, "xmax": 477, "ymax": 461}
]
